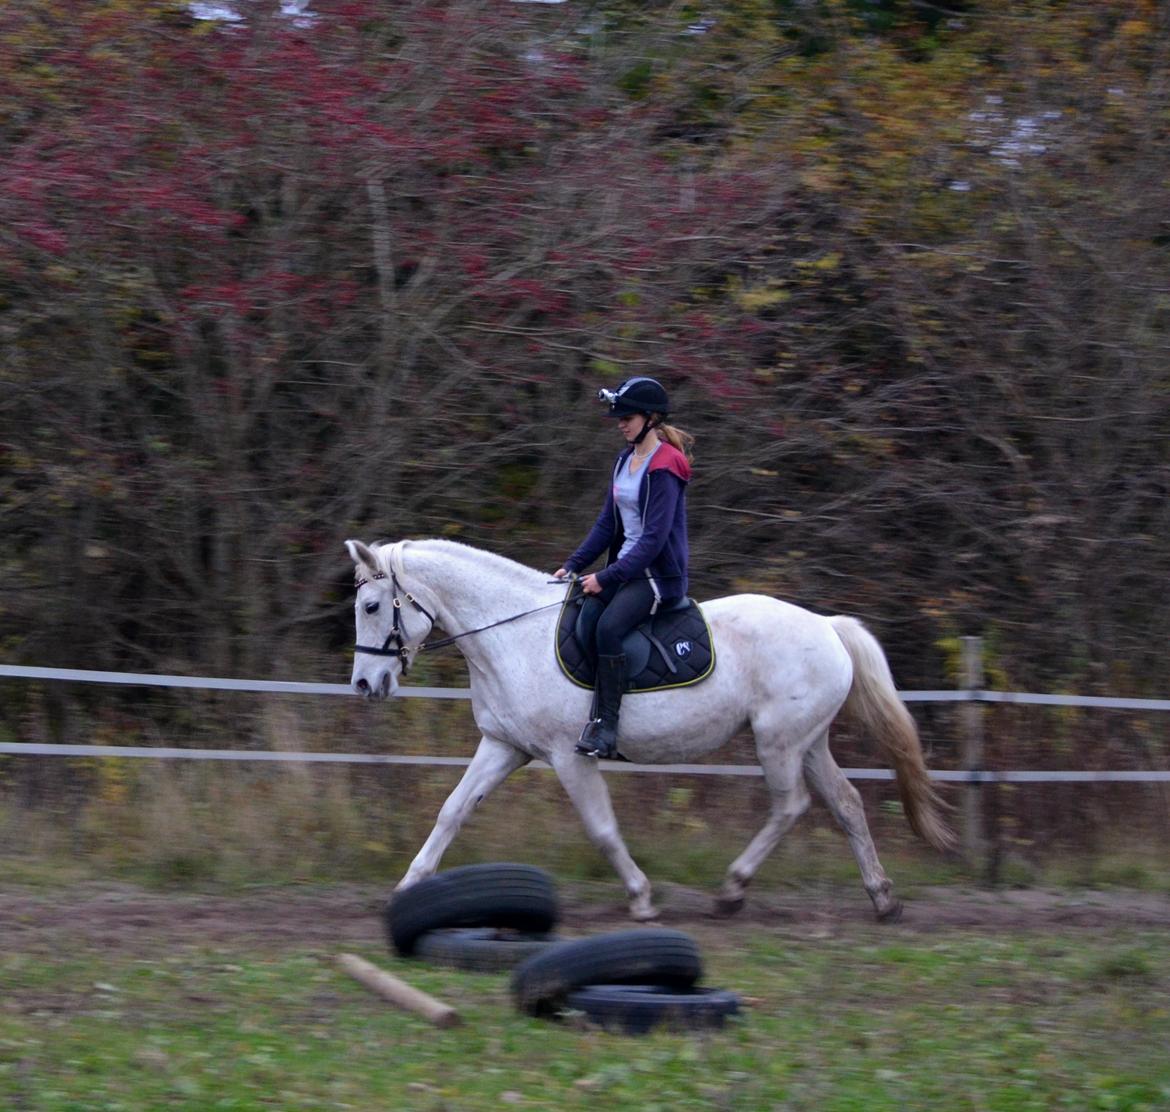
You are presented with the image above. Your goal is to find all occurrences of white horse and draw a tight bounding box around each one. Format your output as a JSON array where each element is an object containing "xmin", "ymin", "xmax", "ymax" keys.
[{"xmin": 345, "ymin": 537, "xmax": 953, "ymax": 922}]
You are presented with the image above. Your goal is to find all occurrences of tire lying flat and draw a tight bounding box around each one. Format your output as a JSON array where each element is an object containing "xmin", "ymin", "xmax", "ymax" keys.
[
  {"xmin": 565, "ymin": 984, "xmax": 741, "ymax": 1034},
  {"xmin": 511, "ymin": 929, "xmax": 703, "ymax": 1016},
  {"xmin": 413, "ymin": 927, "xmax": 559, "ymax": 972},
  {"xmin": 386, "ymin": 863, "xmax": 559, "ymax": 957}
]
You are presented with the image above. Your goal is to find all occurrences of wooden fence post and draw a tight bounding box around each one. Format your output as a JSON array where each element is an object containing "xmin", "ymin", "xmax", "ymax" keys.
[{"xmin": 961, "ymin": 636, "xmax": 985, "ymax": 870}]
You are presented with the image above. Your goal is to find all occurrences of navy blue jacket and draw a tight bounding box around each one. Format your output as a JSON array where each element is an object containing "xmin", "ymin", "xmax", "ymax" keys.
[{"xmin": 563, "ymin": 441, "xmax": 692, "ymax": 601}]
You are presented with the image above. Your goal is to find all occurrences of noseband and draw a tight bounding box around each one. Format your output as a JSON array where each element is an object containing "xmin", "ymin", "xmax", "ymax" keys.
[{"xmin": 353, "ymin": 570, "xmax": 436, "ymax": 677}]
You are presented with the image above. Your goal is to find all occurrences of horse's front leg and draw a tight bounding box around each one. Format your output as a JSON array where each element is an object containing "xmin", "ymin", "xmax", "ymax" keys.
[
  {"xmin": 549, "ymin": 750, "xmax": 657, "ymax": 921},
  {"xmin": 397, "ymin": 735, "xmax": 530, "ymax": 891}
]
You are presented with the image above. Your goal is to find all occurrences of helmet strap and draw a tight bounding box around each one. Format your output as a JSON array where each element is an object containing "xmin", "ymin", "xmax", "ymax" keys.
[{"xmin": 633, "ymin": 414, "xmax": 659, "ymax": 446}]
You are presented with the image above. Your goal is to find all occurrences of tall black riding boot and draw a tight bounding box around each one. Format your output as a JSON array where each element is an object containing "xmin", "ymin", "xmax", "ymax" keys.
[{"xmin": 575, "ymin": 653, "xmax": 627, "ymax": 759}]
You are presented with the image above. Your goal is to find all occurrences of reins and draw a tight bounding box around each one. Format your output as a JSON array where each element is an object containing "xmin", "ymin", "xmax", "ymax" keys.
[{"xmin": 354, "ymin": 568, "xmax": 571, "ymax": 676}]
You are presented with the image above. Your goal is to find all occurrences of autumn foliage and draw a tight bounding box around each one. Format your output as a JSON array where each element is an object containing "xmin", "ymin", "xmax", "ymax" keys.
[{"xmin": 2, "ymin": 0, "xmax": 1168, "ymax": 705}]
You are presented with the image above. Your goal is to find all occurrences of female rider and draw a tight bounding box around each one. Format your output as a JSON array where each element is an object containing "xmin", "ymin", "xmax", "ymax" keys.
[{"xmin": 553, "ymin": 377, "xmax": 694, "ymax": 759}]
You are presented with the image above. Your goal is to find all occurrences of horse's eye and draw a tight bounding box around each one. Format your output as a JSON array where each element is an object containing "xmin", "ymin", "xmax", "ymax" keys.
[{"xmin": 364, "ymin": 600, "xmax": 380, "ymax": 615}]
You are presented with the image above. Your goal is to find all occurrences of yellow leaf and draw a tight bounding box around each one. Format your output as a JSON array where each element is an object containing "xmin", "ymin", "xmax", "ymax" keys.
[
  {"xmin": 736, "ymin": 284, "xmax": 790, "ymax": 311},
  {"xmin": 1118, "ymin": 19, "xmax": 1150, "ymax": 38}
]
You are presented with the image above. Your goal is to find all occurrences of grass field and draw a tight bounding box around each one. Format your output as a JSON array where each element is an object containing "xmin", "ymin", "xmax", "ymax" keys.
[{"xmin": 3, "ymin": 878, "xmax": 1169, "ymax": 1111}]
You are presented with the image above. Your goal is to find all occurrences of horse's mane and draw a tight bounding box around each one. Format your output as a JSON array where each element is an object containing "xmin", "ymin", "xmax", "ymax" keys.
[{"xmin": 376, "ymin": 537, "xmax": 549, "ymax": 588}]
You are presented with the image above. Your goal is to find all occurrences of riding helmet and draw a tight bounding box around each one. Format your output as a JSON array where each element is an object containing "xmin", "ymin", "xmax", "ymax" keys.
[{"xmin": 597, "ymin": 377, "xmax": 670, "ymax": 417}]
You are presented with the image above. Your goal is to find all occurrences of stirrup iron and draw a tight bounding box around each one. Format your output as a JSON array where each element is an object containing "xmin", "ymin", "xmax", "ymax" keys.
[{"xmin": 575, "ymin": 718, "xmax": 612, "ymax": 758}]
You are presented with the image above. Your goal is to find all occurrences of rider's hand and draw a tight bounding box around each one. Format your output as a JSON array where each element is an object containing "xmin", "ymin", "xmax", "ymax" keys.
[
  {"xmin": 553, "ymin": 567, "xmax": 568, "ymax": 579},
  {"xmin": 580, "ymin": 573, "xmax": 602, "ymax": 595}
]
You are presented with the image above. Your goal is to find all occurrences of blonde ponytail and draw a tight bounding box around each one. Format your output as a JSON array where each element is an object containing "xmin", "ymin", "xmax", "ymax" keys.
[{"xmin": 654, "ymin": 419, "xmax": 695, "ymax": 461}]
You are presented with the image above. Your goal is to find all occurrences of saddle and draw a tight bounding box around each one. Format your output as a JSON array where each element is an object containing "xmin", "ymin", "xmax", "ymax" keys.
[{"xmin": 555, "ymin": 584, "xmax": 716, "ymax": 693}]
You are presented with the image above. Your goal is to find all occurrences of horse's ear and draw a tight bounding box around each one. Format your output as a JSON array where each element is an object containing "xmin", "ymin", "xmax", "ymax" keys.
[{"xmin": 345, "ymin": 539, "xmax": 379, "ymax": 574}]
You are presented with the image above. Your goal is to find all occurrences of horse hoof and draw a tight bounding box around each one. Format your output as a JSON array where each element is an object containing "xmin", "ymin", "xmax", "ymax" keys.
[
  {"xmin": 876, "ymin": 900, "xmax": 904, "ymax": 924},
  {"xmin": 712, "ymin": 895, "xmax": 745, "ymax": 918},
  {"xmin": 629, "ymin": 902, "xmax": 660, "ymax": 922}
]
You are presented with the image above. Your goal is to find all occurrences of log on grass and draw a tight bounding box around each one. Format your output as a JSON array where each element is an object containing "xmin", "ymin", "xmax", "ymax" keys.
[{"xmin": 336, "ymin": 953, "xmax": 461, "ymax": 1028}]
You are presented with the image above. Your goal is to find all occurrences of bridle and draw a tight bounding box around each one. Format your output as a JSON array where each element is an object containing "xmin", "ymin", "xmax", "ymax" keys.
[
  {"xmin": 352, "ymin": 569, "xmax": 436, "ymax": 676},
  {"xmin": 353, "ymin": 567, "xmax": 568, "ymax": 677}
]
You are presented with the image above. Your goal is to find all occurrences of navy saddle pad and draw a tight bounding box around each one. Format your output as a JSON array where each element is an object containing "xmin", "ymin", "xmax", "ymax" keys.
[{"xmin": 555, "ymin": 587, "xmax": 716, "ymax": 693}]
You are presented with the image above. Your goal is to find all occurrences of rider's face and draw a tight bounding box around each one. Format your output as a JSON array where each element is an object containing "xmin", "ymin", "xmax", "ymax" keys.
[{"xmin": 616, "ymin": 413, "xmax": 647, "ymax": 442}]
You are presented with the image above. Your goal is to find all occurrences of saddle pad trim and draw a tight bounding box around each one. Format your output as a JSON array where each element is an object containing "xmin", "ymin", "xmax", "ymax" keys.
[
  {"xmin": 554, "ymin": 591, "xmax": 594, "ymax": 690},
  {"xmin": 554, "ymin": 594, "xmax": 716, "ymax": 694}
]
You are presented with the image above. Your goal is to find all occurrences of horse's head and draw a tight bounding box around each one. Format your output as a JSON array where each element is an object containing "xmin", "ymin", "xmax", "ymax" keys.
[{"xmin": 345, "ymin": 538, "xmax": 435, "ymax": 700}]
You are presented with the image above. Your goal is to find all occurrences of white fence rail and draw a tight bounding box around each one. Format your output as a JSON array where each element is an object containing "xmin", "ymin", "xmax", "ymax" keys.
[
  {"xmin": 4, "ymin": 663, "xmax": 1170, "ymax": 711},
  {"xmin": 2, "ymin": 741, "xmax": 1169, "ymax": 785},
  {"xmin": 2, "ymin": 662, "xmax": 1168, "ymax": 785}
]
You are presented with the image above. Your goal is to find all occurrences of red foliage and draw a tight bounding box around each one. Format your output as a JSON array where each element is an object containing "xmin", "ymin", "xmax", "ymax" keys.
[{"xmin": 0, "ymin": 0, "xmax": 781, "ymax": 424}]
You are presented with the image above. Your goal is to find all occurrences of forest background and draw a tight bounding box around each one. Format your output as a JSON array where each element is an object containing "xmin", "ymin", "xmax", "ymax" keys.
[{"xmin": 1, "ymin": 0, "xmax": 1168, "ymax": 877}]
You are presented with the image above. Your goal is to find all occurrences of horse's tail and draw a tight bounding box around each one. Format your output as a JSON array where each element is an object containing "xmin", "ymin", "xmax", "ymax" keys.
[{"xmin": 829, "ymin": 616, "xmax": 955, "ymax": 852}]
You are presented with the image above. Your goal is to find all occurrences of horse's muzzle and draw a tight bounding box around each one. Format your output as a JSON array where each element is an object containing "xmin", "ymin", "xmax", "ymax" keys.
[{"xmin": 354, "ymin": 671, "xmax": 393, "ymax": 700}]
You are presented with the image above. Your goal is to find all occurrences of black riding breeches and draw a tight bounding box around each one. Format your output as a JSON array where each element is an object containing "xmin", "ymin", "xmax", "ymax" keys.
[{"xmin": 579, "ymin": 577, "xmax": 659, "ymax": 658}]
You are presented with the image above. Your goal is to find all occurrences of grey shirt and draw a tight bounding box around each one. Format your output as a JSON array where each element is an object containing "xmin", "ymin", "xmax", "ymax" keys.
[{"xmin": 613, "ymin": 444, "xmax": 660, "ymax": 559}]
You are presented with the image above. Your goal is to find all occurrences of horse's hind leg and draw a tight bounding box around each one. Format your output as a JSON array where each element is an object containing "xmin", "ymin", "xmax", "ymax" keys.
[
  {"xmin": 803, "ymin": 732, "xmax": 901, "ymax": 921},
  {"xmin": 715, "ymin": 750, "xmax": 810, "ymax": 917},
  {"xmin": 397, "ymin": 736, "xmax": 530, "ymax": 891},
  {"xmin": 550, "ymin": 751, "xmax": 657, "ymax": 921}
]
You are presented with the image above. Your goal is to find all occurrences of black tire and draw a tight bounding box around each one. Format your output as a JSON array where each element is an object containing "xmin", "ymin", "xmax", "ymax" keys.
[
  {"xmin": 511, "ymin": 929, "xmax": 703, "ymax": 1015},
  {"xmin": 566, "ymin": 984, "xmax": 742, "ymax": 1034},
  {"xmin": 412, "ymin": 928, "xmax": 559, "ymax": 972},
  {"xmin": 386, "ymin": 863, "xmax": 559, "ymax": 956}
]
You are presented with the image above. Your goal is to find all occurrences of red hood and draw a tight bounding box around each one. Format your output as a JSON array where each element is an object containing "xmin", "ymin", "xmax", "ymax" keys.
[{"xmin": 647, "ymin": 441, "xmax": 692, "ymax": 483}]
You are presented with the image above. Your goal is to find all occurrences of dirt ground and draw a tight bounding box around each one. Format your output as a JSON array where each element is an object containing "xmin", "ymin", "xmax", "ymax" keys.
[{"xmin": 3, "ymin": 879, "xmax": 1168, "ymax": 956}]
